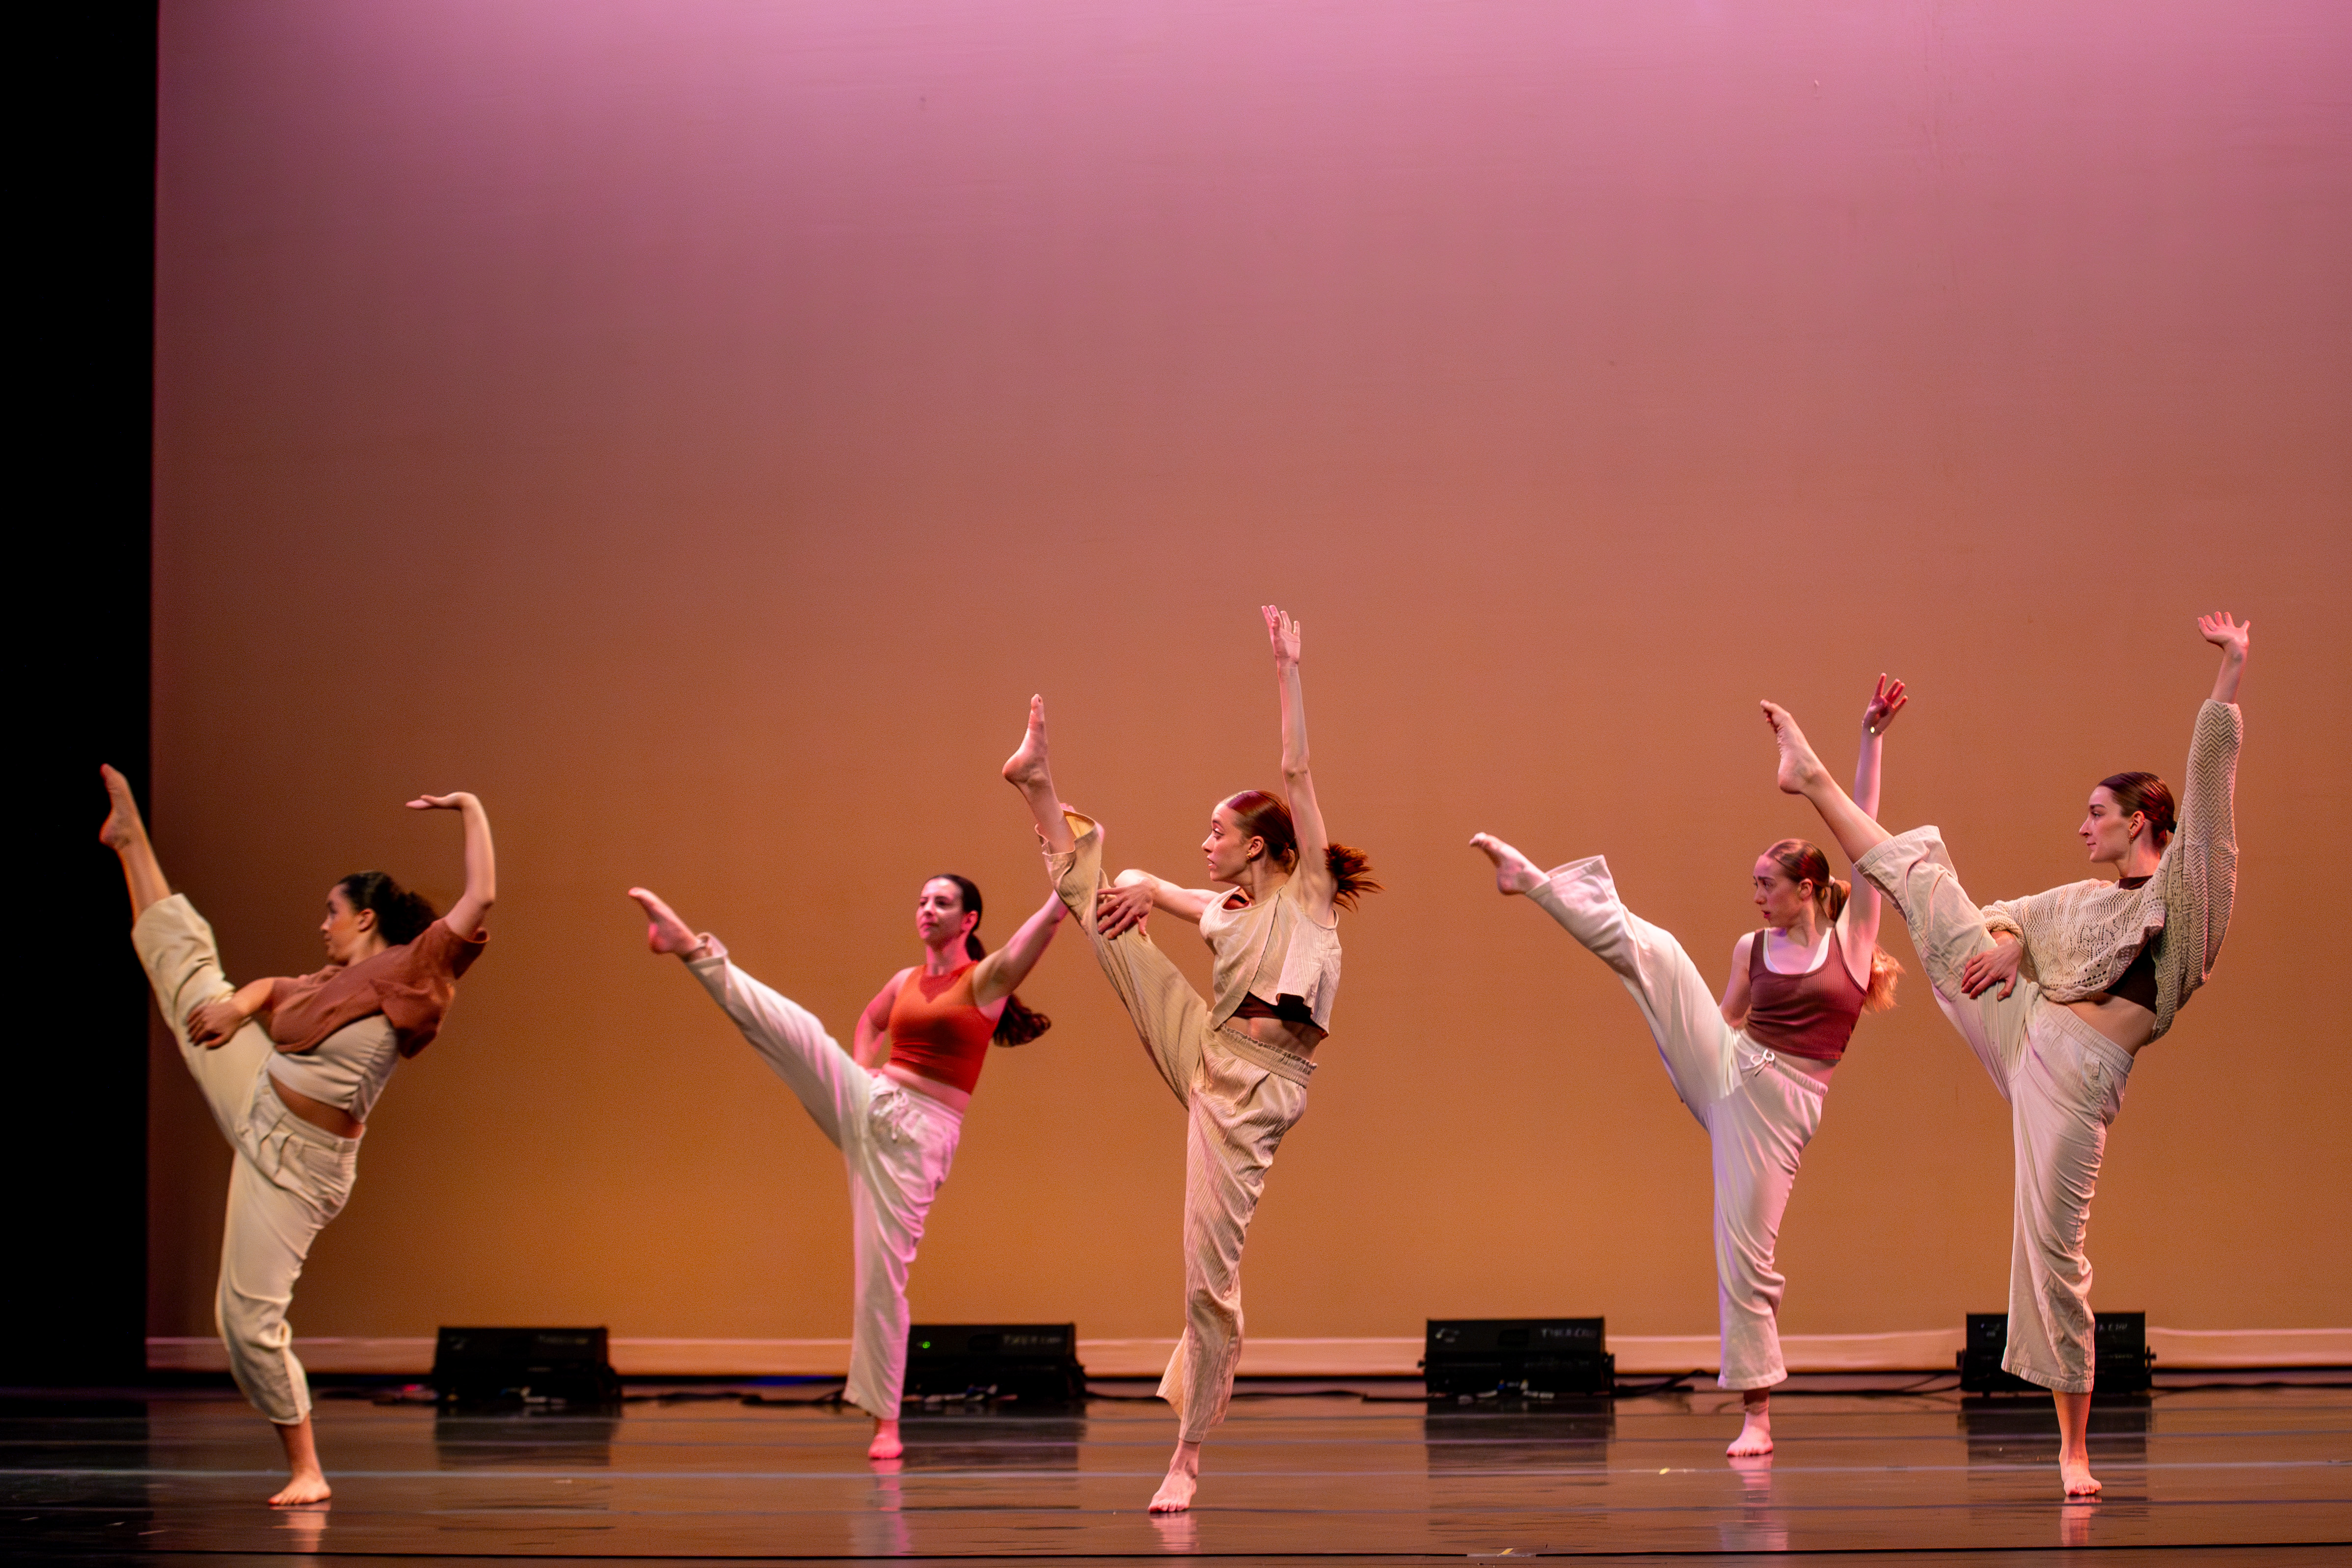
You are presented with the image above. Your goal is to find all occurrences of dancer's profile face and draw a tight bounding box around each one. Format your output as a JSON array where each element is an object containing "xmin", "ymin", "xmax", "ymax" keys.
[
  {"xmin": 320, "ymin": 885, "xmax": 376, "ymax": 965},
  {"xmin": 1202, "ymin": 804, "xmax": 1261, "ymax": 885},
  {"xmin": 2078, "ymin": 786, "xmax": 2144, "ymax": 865},
  {"xmin": 1751, "ymin": 857, "xmax": 1813, "ymax": 930},
  {"xmin": 916, "ymin": 878, "xmax": 978, "ymax": 950}
]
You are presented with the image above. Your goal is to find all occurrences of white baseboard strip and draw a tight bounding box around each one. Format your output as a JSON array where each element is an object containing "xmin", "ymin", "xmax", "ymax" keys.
[{"xmin": 145, "ymin": 1325, "xmax": 2352, "ymax": 1378}]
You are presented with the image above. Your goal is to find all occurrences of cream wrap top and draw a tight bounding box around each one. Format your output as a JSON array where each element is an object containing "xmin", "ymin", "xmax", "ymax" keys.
[
  {"xmin": 1199, "ymin": 874, "xmax": 1343, "ymax": 1033},
  {"xmin": 1979, "ymin": 698, "xmax": 2241, "ymax": 1043}
]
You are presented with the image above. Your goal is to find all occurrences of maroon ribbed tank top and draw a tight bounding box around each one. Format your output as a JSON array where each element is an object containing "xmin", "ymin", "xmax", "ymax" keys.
[{"xmin": 1744, "ymin": 926, "xmax": 1866, "ymax": 1063}]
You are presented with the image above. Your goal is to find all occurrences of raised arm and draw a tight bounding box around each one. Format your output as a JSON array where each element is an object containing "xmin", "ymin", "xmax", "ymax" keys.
[
  {"xmin": 1265, "ymin": 605, "xmax": 1334, "ymax": 917},
  {"xmin": 410, "ymin": 791, "xmax": 496, "ymax": 936},
  {"xmin": 2203, "ymin": 611, "xmax": 2249, "ymax": 706},
  {"xmin": 2165, "ymin": 613, "xmax": 2248, "ymax": 985},
  {"xmin": 972, "ymin": 890, "xmax": 1068, "ymax": 1006},
  {"xmin": 1838, "ymin": 675, "xmax": 1906, "ymax": 986}
]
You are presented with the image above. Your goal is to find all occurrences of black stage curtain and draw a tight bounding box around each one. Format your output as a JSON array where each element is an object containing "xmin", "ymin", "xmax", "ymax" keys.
[{"xmin": 8, "ymin": 4, "xmax": 159, "ymax": 1386}]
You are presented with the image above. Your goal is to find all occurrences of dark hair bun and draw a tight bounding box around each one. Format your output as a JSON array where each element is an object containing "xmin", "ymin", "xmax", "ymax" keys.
[{"xmin": 336, "ymin": 870, "xmax": 438, "ymax": 946}]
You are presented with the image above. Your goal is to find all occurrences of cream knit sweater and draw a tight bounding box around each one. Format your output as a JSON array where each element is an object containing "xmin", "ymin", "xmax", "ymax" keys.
[{"xmin": 1979, "ymin": 699, "xmax": 2241, "ymax": 1043}]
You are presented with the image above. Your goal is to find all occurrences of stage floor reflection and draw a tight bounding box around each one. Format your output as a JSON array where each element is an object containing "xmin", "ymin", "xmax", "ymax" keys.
[{"xmin": 4, "ymin": 1379, "xmax": 2347, "ymax": 1561}]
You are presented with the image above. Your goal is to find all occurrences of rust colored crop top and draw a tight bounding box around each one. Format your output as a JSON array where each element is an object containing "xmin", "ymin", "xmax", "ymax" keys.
[
  {"xmin": 1744, "ymin": 924, "xmax": 1866, "ymax": 1063},
  {"xmin": 266, "ymin": 919, "xmax": 487, "ymax": 1060},
  {"xmin": 886, "ymin": 962, "xmax": 997, "ymax": 1096}
]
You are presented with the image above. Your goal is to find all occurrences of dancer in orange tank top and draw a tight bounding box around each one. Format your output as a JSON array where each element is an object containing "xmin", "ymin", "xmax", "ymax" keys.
[
  {"xmin": 628, "ymin": 872, "xmax": 1064, "ymax": 1461},
  {"xmin": 1470, "ymin": 676, "xmax": 1908, "ymax": 1460}
]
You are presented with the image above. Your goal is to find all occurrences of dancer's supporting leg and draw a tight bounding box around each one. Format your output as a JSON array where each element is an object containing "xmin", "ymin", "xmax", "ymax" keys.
[
  {"xmin": 1004, "ymin": 700, "xmax": 1307, "ymax": 1512},
  {"xmin": 1471, "ymin": 834, "xmax": 1817, "ymax": 1457},
  {"xmin": 1761, "ymin": 705, "xmax": 2104, "ymax": 1495},
  {"xmin": 103, "ymin": 766, "xmax": 343, "ymax": 1506},
  {"xmin": 631, "ymin": 889, "xmax": 955, "ymax": 1462}
]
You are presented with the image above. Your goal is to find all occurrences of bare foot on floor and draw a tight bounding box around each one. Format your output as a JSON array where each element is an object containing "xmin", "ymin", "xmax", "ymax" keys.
[
  {"xmin": 1726, "ymin": 1408, "xmax": 1774, "ymax": 1458},
  {"xmin": 268, "ymin": 1471, "xmax": 330, "ymax": 1507},
  {"xmin": 1150, "ymin": 1441, "xmax": 1200, "ymax": 1513},
  {"xmin": 626, "ymin": 887, "xmax": 702, "ymax": 956},
  {"xmin": 867, "ymin": 1419, "xmax": 903, "ymax": 1461},
  {"xmin": 2059, "ymin": 1450, "xmax": 2102, "ymax": 1497},
  {"xmin": 1469, "ymin": 833, "xmax": 1544, "ymax": 896},
  {"xmin": 1002, "ymin": 695, "xmax": 1054, "ymax": 791},
  {"xmin": 99, "ymin": 763, "xmax": 147, "ymax": 852},
  {"xmin": 1759, "ymin": 702, "xmax": 1828, "ymax": 796}
]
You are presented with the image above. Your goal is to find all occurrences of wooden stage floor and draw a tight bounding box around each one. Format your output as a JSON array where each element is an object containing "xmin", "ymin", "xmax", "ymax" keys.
[{"xmin": 5, "ymin": 1377, "xmax": 2347, "ymax": 1562}]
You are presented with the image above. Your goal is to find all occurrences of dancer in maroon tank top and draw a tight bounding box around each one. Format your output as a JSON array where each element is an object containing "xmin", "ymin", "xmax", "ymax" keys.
[{"xmin": 1470, "ymin": 676, "xmax": 1908, "ymax": 1458}]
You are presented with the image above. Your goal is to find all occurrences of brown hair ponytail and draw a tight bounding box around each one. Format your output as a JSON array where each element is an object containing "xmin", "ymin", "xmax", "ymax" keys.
[
  {"xmin": 1763, "ymin": 839, "xmax": 1901, "ymax": 1012},
  {"xmin": 933, "ymin": 873, "xmax": 1054, "ymax": 1047},
  {"xmin": 336, "ymin": 870, "xmax": 438, "ymax": 946}
]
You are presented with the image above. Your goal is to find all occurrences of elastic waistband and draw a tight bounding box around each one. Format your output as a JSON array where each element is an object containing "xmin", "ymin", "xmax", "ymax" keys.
[
  {"xmin": 1734, "ymin": 1036, "xmax": 1829, "ymax": 1098},
  {"xmin": 2037, "ymin": 1002, "xmax": 2137, "ymax": 1079},
  {"xmin": 260, "ymin": 1071, "xmax": 363, "ymax": 1150},
  {"xmin": 876, "ymin": 1070, "xmax": 966, "ymax": 1125},
  {"xmin": 1213, "ymin": 1026, "xmax": 1316, "ymax": 1086}
]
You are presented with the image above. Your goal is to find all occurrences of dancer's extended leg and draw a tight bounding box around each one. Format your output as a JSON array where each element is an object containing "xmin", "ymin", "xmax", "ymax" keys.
[
  {"xmin": 100, "ymin": 764, "xmax": 171, "ymax": 916},
  {"xmin": 1003, "ymin": 696, "xmax": 1078, "ymax": 855},
  {"xmin": 1761, "ymin": 704, "xmax": 1892, "ymax": 865}
]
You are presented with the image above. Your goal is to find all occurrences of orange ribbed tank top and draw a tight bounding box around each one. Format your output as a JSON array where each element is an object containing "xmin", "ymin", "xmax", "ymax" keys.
[{"xmin": 886, "ymin": 961, "xmax": 997, "ymax": 1095}]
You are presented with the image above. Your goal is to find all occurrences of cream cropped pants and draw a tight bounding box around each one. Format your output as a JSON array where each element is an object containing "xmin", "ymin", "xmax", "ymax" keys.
[
  {"xmin": 1049, "ymin": 812, "xmax": 1312, "ymax": 1443},
  {"xmin": 1530, "ymin": 858, "xmax": 1826, "ymax": 1392},
  {"xmin": 1857, "ymin": 829, "xmax": 2133, "ymax": 1395},
  {"xmin": 134, "ymin": 895, "xmax": 361, "ymax": 1426},
  {"xmin": 686, "ymin": 944, "xmax": 962, "ymax": 1421}
]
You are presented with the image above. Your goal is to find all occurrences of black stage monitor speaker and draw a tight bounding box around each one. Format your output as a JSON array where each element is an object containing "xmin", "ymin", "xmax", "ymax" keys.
[
  {"xmin": 432, "ymin": 1326, "xmax": 622, "ymax": 1407},
  {"xmin": 904, "ymin": 1323, "xmax": 1085, "ymax": 1404},
  {"xmin": 1959, "ymin": 1312, "xmax": 2154, "ymax": 1396},
  {"xmin": 1423, "ymin": 1318, "xmax": 1613, "ymax": 1398}
]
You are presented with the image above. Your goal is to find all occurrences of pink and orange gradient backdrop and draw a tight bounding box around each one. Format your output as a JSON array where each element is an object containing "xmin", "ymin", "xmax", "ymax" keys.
[{"xmin": 148, "ymin": 1, "xmax": 2349, "ymax": 1346}]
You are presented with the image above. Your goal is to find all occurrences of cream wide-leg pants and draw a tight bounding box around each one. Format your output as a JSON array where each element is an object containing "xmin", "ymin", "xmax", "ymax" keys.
[
  {"xmin": 1529, "ymin": 858, "xmax": 1826, "ymax": 1392},
  {"xmin": 686, "ymin": 946, "xmax": 962, "ymax": 1421},
  {"xmin": 1047, "ymin": 812, "xmax": 1312, "ymax": 1442},
  {"xmin": 133, "ymin": 895, "xmax": 361, "ymax": 1426},
  {"xmin": 1856, "ymin": 828, "xmax": 2133, "ymax": 1395}
]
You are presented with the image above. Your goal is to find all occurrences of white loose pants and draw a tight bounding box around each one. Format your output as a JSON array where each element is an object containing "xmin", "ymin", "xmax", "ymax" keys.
[
  {"xmin": 1856, "ymin": 829, "xmax": 2132, "ymax": 1394},
  {"xmin": 1530, "ymin": 858, "xmax": 1826, "ymax": 1392},
  {"xmin": 686, "ymin": 948, "xmax": 962, "ymax": 1421},
  {"xmin": 133, "ymin": 896, "xmax": 361, "ymax": 1426},
  {"xmin": 1047, "ymin": 812, "xmax": 1311, "ymax": 1442}
]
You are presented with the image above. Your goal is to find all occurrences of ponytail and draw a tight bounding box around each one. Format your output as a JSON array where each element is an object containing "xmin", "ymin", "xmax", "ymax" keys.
[
  {"xmin": 336, "ymin": 870, "xmax": 437, "ymax": 946},
  {"xmin": 1325, "ymin": 843, "xmax": 1381, "ymax": 911}
]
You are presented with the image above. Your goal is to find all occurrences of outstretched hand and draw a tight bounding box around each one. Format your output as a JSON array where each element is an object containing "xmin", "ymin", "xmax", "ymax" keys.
[
  {"xmin": 627, "ymin": 887, "xmax": 705, "ymax": 956},
  {"xmin": 2197, "ymin": 611, "xmax": 2250, "ymax": 661},
  {"xmin": 1960, "ymin": 938, "xmax": 2024, "ymax": 1000},
  {"xmin": 1263, "ymin": 604, "xmax": 1300, "ymax": 666},
  {"xmin": 1095, "ymin": 882, "xmax": 1153, "ymax": 939},
  {"xmin": 406, "ymin": 792, "xmax": 477, "ymax": 811},
  {"xmin": 1863, "ymin": 674, "xmax": 1909, "ymax": 737}
]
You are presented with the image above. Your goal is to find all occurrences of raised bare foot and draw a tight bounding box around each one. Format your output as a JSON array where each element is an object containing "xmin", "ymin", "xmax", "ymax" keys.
[
  {"xmin": 1149, "ymin": 1440, "xmax": 1200, "ymax": 1513},
  {"xmin": 626, "ymin": 888, "xmax": 702, "ymax": 956},
  {"xmin": 867, "ymin": 1419, "xmax": 904, "ymax": 1461},
  {"xmin": 99, "ymin": 763, "xmax": 147, "ymax": 852},
  {"xmin": 1469, "ymin": 833, "xmax": 1544, "ymax": 896},
  {"xmin": 1759, "ymin": 702, "xmax": 1828, "ymax": 796},
  {"xmin": 1726, "ymin": 1407, "xmax": 1774, "ymax": 1458},
  {"xmin": 268, "ymin": 1470, "xmax": 331, "ymax": 1507},
  {"xmin": 2059, "ymin": 1450, "xmax": 2102, "ymax": 1497},
  {"xmin": 1002, "ymin": 695, "xmax": 1054, "ymax": 791}
]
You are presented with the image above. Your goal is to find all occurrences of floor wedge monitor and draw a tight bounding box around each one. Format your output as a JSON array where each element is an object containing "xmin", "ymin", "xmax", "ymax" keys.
[
  {"xmin": 431, "ymin": 1326, "xmax": 622, "ymax": 1408},
  {"xmin": 1959, "ymin": 1311, "xmax": 2155, "ymax": 1396},
  {"xmin": 905, "ymin": 1323, "xmax": 1086, "ymax": 1404},
  {"xmin": 1424, "ymin": 1318, "xmax": 1613, "ymax": 1398}
]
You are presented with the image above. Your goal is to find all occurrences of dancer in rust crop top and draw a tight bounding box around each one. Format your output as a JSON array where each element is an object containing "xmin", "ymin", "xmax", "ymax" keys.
[
  {"xmin": 628, "ymin": 872, "xmax": 1063, "ymax": 1461},
  {"xmin": 1002, "ymin": 605, "xmax": 1380, "ymax": 1514},
  {"xmin": 1471, "ymin": 676, "xmax": 1906, "ymax": 1460},
  {"xmin": 99, "ymin": 766, "xmax": 495, "ymax": 1506}
]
